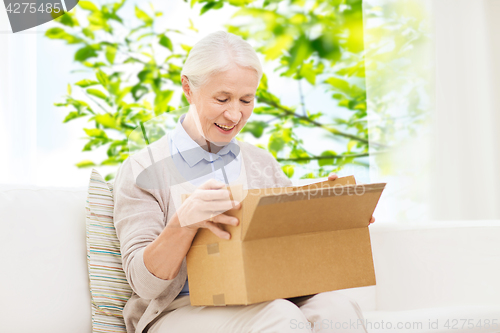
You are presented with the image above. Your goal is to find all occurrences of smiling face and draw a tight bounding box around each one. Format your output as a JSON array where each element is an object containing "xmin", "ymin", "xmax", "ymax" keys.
[{"xmin": 181, "ymin": 64, "xmax": 259, "ymax": 148}]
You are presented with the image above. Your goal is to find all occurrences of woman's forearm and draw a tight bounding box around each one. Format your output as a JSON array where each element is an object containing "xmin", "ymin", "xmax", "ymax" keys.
[{"xmin": 143, "ymin": 213, "xmax": 198, "ymax": 280}]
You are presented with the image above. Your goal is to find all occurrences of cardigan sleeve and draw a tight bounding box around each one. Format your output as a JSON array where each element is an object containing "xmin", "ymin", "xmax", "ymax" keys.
[{"xmin": 113, "ymin": 156, "xmax": 174, "ymax": 300}]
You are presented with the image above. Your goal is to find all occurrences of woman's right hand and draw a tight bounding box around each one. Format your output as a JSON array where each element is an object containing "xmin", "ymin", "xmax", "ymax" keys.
[{"xmin": 175, "ymin": 178, "xmax": 241, "ymax": 240}]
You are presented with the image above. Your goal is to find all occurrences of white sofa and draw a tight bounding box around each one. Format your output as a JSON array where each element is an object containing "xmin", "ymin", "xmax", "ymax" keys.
[{"xmin": 1, "ymin": 184, "xmax": 499, "ymax": 333}]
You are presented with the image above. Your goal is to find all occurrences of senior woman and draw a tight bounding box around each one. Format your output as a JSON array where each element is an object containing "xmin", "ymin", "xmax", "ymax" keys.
[{"xmin": 113, "ymin": 31, "xmax": 373, "ymax": 333}]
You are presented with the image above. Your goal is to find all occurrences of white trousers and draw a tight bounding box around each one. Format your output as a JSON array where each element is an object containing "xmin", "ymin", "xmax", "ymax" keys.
[{"xmin": 147, "ymin": 291, "xmax": 368, "ymax": 333}]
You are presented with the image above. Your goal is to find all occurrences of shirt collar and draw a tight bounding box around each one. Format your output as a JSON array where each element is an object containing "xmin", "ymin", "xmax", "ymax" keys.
[{"xmin": 171, "ymin": 113, "xmax": 240, "ymax": 168}]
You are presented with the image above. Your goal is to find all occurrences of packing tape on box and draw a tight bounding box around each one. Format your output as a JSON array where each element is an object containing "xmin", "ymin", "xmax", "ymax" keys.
[
  {"xmin": 207, "ymin": 242, "xmax": 219, "ymax": 255},
  {"xmin": 212, "ymin": 293, "xmax": 226, "ymax": 305},
  {"xmin": 207, "ymin": 245, "xmax": 224, "ymax": 305}
]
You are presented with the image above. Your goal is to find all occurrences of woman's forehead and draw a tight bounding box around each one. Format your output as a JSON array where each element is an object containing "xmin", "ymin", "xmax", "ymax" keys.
[
  {"xmin": 204, "ymin": 66, "xmax": 259, "ymax": 86},
  {"xmin": 213, "ymin": 90, "xmax": 255, "ymax": 97}
]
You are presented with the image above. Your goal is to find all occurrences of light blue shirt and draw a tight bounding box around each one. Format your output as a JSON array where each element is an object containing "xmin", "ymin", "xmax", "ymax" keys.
[{"xmin": 171, "ymin": 113, "xmax": 241, "ymax": 297}]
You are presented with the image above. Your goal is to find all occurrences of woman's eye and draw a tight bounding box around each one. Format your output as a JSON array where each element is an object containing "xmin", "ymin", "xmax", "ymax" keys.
[
  {"xmin": 217, "ymin": 98, "xmax": 228, "ymax": 103},
  {"xmin": 241, "ymin": 100, "xmax": 251, "ymax": 104}
]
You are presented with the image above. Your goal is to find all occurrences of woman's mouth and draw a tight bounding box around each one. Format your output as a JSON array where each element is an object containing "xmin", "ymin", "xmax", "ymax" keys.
[{"xmin": 214, "ymin": 122, "xmax": 237, "ymax": 132}]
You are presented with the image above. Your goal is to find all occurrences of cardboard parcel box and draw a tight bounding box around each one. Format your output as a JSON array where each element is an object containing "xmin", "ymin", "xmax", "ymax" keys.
[{"xmin": 184, "ymin": 176, "xmax": 386, "ymax": 306}]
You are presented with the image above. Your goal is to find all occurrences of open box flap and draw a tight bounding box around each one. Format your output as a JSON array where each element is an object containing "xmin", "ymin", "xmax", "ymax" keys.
[
  {"xmin": 289, "ymin": 175, "xmax": 357, "ymax": 191},
  {"xmin": 241, "ymin": 182, "xmax": 386, "ymax": 241},
  {"xmin": 239, "ymin": 176, "xmax": 357, "ymax": 241}
]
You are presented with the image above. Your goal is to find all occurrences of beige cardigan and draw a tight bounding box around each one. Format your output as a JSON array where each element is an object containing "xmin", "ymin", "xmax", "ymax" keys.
[{"xmin": 113, "ymin": 131, "xmax": 292, "ymax": 333}]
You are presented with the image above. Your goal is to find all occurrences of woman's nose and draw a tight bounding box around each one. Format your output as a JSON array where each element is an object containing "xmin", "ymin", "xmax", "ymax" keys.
[{"xmin": 224, "ymin": 106, "xmax": 241, "ymax": 123}]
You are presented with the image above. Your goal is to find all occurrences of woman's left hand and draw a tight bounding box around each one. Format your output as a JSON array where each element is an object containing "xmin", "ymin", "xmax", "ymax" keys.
[{"xmin": 328, "ymin": 172, "xmax": 375, "ymax": 225}]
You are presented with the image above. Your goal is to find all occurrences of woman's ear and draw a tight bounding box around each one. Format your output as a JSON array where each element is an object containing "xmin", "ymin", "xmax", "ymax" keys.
[{"xmin": 181, "ymin": 75, "xmax": 193, "ymax": 104}]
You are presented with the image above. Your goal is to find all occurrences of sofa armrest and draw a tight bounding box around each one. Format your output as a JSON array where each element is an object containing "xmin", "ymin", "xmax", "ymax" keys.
[{"xmin": 369, "ymin": 220, "xmax": 500, "ymax": 311}]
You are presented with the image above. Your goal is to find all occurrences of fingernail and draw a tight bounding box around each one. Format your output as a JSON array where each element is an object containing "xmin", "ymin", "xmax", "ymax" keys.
[{"xmin": 225, "ymin": 233, "xmax": 230, "ymax": 239}]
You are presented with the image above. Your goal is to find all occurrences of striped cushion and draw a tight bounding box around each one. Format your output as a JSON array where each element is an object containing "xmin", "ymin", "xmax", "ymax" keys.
[{"xmin": 86, "ymin": 169, "xmax": 132, "ymax": 333}]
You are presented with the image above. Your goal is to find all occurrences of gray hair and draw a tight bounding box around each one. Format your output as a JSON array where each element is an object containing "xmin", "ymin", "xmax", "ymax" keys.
[{"xmin": 180, "ymin": 30, "xmax": 263, "ymax": 92}]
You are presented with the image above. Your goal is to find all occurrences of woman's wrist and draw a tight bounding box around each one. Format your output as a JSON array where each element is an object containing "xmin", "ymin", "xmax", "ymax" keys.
[
  {"xmin": 143, "ymin": 213, "xmax": 198, "ymax": 280},
  {"xmin": 166, "ymin": 212, "xmax": 198, "ymax": 235}
]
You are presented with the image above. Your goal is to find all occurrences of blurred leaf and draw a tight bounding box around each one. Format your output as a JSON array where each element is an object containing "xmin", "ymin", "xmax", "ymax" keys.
[
  {"xmin": 325, "ymin": 77, "xmax": 351, "ymax": 94},
  {"xmin": 105, "ymin": 46, "xmax": 117, "ymax": 64},
  {"xmin": 63, "ymin": 111, "xmax": 86, "ymax": 123},
  {"xmin": 298, "ymin": 61, "xmax": 317, "ymax": 85},
  {"xmin": 95, "ymin": 69, "xmax": 110, "ymax": 88},
  {"xmin": 75, "ymin": 160, "xmax": 96, "ymax": 168},
  {"xmin": 86, "ymin": 88, "xmax": 108, "ymax": 100},
  {"xmin": 79, "ymin": 1, "xmax": 99, "ymax": 11},
  {"xmin": 55, "ymin": 11, "xmax": 79, "ymax": 27},
  {"xmin": 75, "ymin": 79, "xmax": 99, "ymax": 88},
  {"xmin": 200, "ymin": 1, "xmax": 223, "ymax": 15},
  {"xmin": 241, "ymin": 120, "xmax": 267, "ymax": 138},
  {"xmin": 347, "ymin": 140, "xmax": 356, "ymax": 152},
  {"xmin": 345, "ymin": 20, "xmax": 365, "ymax": 53},
  {"xmin": 78, "ymin": 1, "xmax": 99, "ymax": 12},
  {"xmin": 259, "ymin": 73, "xmax": 268, "ymax": 90},
  {"xmin": 228, "ymin": 0, "xmax": 254, "ymax": 5},
  {"xmin": 159, "ymin": 35, "xmax": 173, "ymax": 51},
  {"xmin": 105, "ymin": 172, "xmax": 116, "ymax": 181},
  {"xmin": 300, "ymin": 172, "xmax": 316, "ymax": 179},
  {"xmin": 84, "ymin": 128, "xmax": 108, "ymax": 138},
  {"xmin": 287, "ymin": 35, "xmax": 313, "ymax": 73},
  {"xmin": 264, "ymin": 34, "xmax": 294, "ymax": 61},
  {"xmin": 83, "ymin": 138, "xmax": 108, "ymax": 151},
  {"xmin": 82, "ymin": 28, "xmax": 95, "ymax": 39},
  {"xmin": 282, "ymin": 164, "xmax": 294, "ymax": 177},
  {"xmin": 135, "ymin": 6, "xmax": 153, "ymax": 26},
  {"xmin": 106, "ymin": 140, "xmax": 127, "ymax": 157},
  {"xmin": 45, "ymin": 27, "xmax": 83, "ymax": 44},
  {"xmin": 131, "ymin": 84, "xmax": 148, "ymax": 101},
  {"xmin": 310, "ymin": 34, "xmax": 341, "ymax": 62},
  {"xmin": 290, "ymin": 148, "xmax": 309, "ymax": 164},
  {"xmin": 318, "ymin": 150, "xmax": 336, "ymax": 167},
  {"xmin": 75, "ymin": 46, "xmax": 97, "ymax": 62},
  {"xmin": 113, "ymin": 0, "xmax": 126, "ymax": 12},
  {"xmin": 154, "ymin": 90, "xmax": 174, "ymax": 115},
  {"xmin": 95, "ymin": 114, "xmax": 121, "ymax": 130},
  {"xmin": 100, "ymin": 157, "xmax": 120, "ymax": 166},
  {"xmin": 188, "ymin": 18, "xmax": 198, "ymax": 32},
  {"xmin": 268, "ymin": 133, "xmax": 285, "ymax": 154},
  {"xmin": 180, "ymin": 44, "xmax": 192, "ymax": 53}
]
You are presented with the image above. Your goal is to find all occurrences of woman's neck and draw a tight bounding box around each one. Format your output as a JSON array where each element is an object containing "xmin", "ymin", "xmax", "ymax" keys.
[{"xmin": 182, "ymin": 111, "xmax": 223, "ymax": 154}]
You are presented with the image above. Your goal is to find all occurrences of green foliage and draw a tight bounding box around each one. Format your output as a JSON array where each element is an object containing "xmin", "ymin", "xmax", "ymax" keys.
[
  {"xmin": 363, "ymin": 1, "xmax": 432, "ymax": 151},
  {"xmin": 48, "ymin": 0, "xmax": 374, "ymax": 180}
]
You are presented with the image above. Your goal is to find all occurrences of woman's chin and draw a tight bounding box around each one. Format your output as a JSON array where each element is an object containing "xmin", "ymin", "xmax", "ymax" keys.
[{"xmin": 211, "ymin": 126, "xmax": 237, "ymax": 143}]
